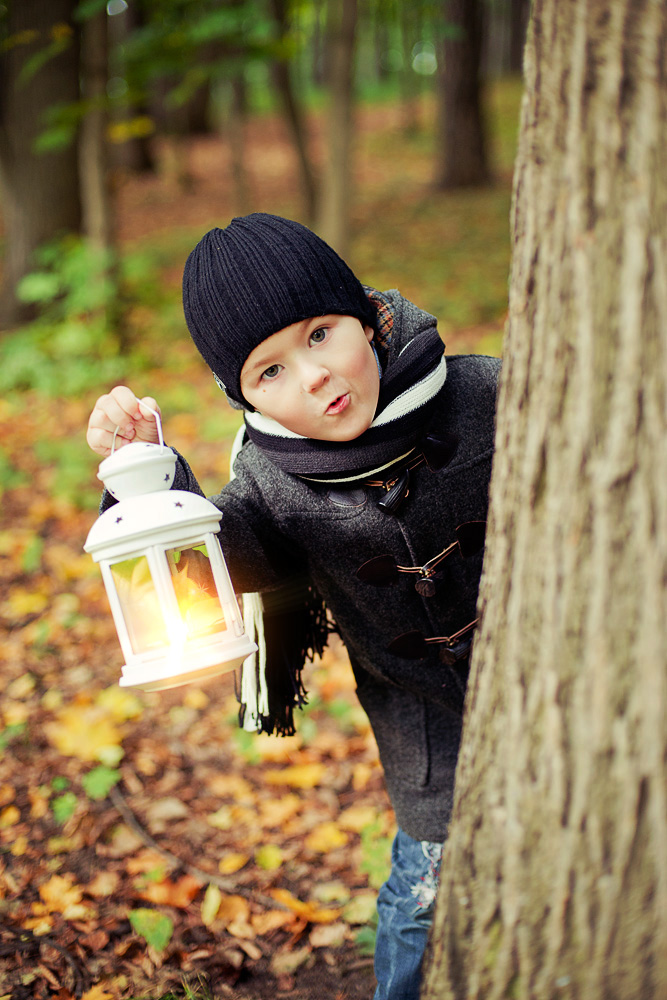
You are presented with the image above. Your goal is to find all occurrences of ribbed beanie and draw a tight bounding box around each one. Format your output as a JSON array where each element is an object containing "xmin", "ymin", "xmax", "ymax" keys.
[{"xmin": 182, "ymin": 214, "xmax": 378, "ymax": 408}]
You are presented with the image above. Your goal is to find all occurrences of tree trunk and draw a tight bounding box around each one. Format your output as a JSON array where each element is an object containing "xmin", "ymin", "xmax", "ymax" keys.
[
  {"xmin": 434, "ymin": 0, "xmax": 490, "ymax": 189},
  {"xmin": 79, "ymin": 6, "xmax": 113, "ymax": 251},
  {"xmin": 316, "ymin": 0, "xmax": 357, "ymax": 257},
  {"xmin": 270, "ymin": 0, "xmax": 318, "ymax": 224},
  {"xmin": 422, "ymin": 1, "xmax": 667, "ymax": 997},
  {"xmin": 0, "ymin": 0, "xmax": 81, "ymax": 328}
]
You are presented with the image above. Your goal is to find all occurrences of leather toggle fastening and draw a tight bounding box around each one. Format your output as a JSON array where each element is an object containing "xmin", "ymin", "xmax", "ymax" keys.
[{"xmin": 377, "ymin": 468, "xmax": 411, "ymax": 514}]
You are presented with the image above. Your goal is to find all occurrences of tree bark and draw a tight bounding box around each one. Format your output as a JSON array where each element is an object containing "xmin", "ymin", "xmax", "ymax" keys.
[
  {"xmin": 422, "ymin": 1, "xmax": 667, "ymax": 997},
  {"xmin": 0, "ymin": 0, "xmax": 81, "ymax": 328},
  {"xmin": 79, "ymin": 6, "xmax": 113, "ymax": 251},
  {"xmin": 270, "ymin": 0, "xmax": 318, "ymax": 224},
  {"xmin": 434, "ymin": 0, "xmax": 490, "ymax": 189},
  {"xmin": 316, "ymin": 0, "xmax": 357, "ymax": 257}
]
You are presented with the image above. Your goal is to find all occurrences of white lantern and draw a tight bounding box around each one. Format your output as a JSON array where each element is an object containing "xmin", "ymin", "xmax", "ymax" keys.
[{"xmin": 84, "ymin": 411, "xmax": 256, "ymax": 691}]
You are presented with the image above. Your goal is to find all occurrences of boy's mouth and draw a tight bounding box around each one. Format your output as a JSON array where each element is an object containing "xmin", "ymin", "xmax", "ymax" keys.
[{"xmin": 326, "ymin": 393, "xmax": 350, "ymax": 416}]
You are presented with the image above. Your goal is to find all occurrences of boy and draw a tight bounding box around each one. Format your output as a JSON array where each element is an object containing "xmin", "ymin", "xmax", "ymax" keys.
[{"xmin": 87, "ymin": 213, "xmax": 501, "ymax": 999}]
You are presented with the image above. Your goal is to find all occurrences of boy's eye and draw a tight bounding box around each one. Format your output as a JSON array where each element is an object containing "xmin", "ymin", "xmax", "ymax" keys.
[
  {"xmin": 309, "ymin": 327, "xmax": 328, "ymax": 345},
  {"xmin": 261, "ymin": 364, "xmax": 283, "ymax": 381}
]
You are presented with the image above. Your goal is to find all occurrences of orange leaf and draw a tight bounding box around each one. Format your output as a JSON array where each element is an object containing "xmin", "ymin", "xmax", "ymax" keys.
[
  {"xmin": 39, "ymin": 873, "xmax": 83, "ymax": 913},
  {"xmin": 270, "ymin": 888, "xmax": 340, "ymax": 924},
  {"xmin": 137, "ymin": 874, "xmax": 202, "ymax": 908}
]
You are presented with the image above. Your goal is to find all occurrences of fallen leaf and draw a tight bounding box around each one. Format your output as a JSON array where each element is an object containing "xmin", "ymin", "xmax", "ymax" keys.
[
  {"xmin": 201, "ymin": 884, "xmax": 222, "ymax": 927},
  {"xmin": 343, "ymin": 892, "xmax": 378, "ymax": 925},
  {"xmin": 305, "ymin": 821, "xmax": 349, "ymax": 853},
  {"xmin": 264, "ymin": 763, "xmax": 326, "ymax": 789},
  {"xmin": 309, "ymin": 922, "xmax": 347, "ymax": 948},
  {"xmin": 258, "ymin": 793, "xmax": 301, "ymax": 827},
  {"xmin": 338, "ymin": 804, "xmax": 379, "ymax": 832},
  {"xmin": 95, "ymin": 686, "xmax": 143, "ymax": 723},
  {"xmin": 0, "ymin": 805, "xmax": 20, "ymax": 828},
  {"xmin": 86, "ymin": 871, "xmax": 120, "ymax": 897},
  {"xmin": 218, "ymin": 852, "xmax": 249, "ymax": 875},
  {"xmin": 208, "ymin": 773, "xmax": 254, "ymax": 799},
  {"xmin": 270, "ymin": 888, "xmax": 340, "ymax": 924},
  {"xmin": 251, "ymin": 910, "xmax": 294, "ymax": 935},
  {"xmin": 137, "ymin": 874, "xmax": 202, "ymax": 908},
  {"xmin": 44, "ymin": 704, "xmax": 122, "ymax": 763},
  {"xmin": 39, "ymin": 873, "xmax": 83, "ymax": 912},
  {"xmin": 80, "ymin": 985, "xmax": 115, "ymax": 1000},
  {"xmin": 270, "ymin": 944, "xmax": 311, "ymax": 977},
  {"xmin": 255, "ymin": 844, "xmax": 284, "ymax": 871}
]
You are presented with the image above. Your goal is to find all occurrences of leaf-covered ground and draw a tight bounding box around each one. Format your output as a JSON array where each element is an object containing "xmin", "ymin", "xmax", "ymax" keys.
[{"xmin": 0, "ymin": 87, "xmax": 518, "ymax": 1000}]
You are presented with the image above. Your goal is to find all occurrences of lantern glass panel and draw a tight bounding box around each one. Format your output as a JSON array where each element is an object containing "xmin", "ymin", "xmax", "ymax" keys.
[
  {"xmin": 110, "ymin": 555, "xmax": 169, "ymax": 654},
  {"xmin": 166, "ymin": 544, "xmax": 227, "ymax": 641}
]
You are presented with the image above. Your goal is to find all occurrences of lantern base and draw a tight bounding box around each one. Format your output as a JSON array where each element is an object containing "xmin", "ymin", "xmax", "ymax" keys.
[{"xmin": 118, "ymin": 635, "xmax": 258, "ymax": 692}]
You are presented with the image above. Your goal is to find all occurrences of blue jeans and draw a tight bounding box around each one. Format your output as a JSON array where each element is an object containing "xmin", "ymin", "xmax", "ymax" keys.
[{"xmin": 373, "ymin": 828, "xmax": 443, "ymax": 1000}]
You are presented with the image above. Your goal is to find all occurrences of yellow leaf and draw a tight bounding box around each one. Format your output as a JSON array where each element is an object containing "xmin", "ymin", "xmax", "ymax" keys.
[
  {"xmin": 255, "ymin": 844, "xmax": 284, "ymax": 871},
  {"xmin": 95, "ymin": 685, "xmax": 143, "ymax": 723},
  {"xmin": 201, "ymin": 884, "xmax": 222, "ymax": 927},
  {"xmin": 11, "ymin": 835, "xmax": 28, "ymax": 856},
  {"xmin": 305, "ymin": 822, "xmax": 349, "ymax": 853},
  {"xmin": 0, "ymin": 805, "xmax": 20, "ymax": 828},
  {"xmin": 338, "ymin": 805, "xmax": 379, "ymax": 832},
  {"xmin": 2, "ymin": 586, "xmax": 48, "ymax": 621},
  {"xmin": 44, "ymin": 704, "xmax": 122, "ymax": 762},
  {"xmin": 218, "ymin": 852, "xmax": 250, "ymax": 875},
  {"xmin": 270, "ymin": 888, "xmax": 340, "ymax": 924},
  {"xmin": 264, "ymin": 762, "xmax": 326, "ymax": 789},
  {"xmin": 250, "ymin": 910, "xmax": 293, "ymax": 934}
]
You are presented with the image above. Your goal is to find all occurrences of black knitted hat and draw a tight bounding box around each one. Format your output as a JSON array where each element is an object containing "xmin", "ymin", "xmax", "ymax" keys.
[{"xmin": 182, "ymin": 214, "xmax": 378, "ymax": 408}]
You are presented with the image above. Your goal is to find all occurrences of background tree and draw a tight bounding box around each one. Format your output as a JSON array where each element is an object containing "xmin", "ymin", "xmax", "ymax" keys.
[
  {"xmin": 0, "ymin": 0, "xmax": 81, "ymax": 328},
  {"xmin": 434, "ymin": 0, "xmax": 490, "ymax": 189},
  {"xmin": 316, "ymin": 0, "xmax": 358, "ymax": 255},
  {"xmin": 423, "ymin": 0, "xmax": 667, "ymax": 996}
]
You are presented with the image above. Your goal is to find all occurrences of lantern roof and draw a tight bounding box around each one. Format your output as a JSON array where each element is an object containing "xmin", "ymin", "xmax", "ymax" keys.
[{"xmin": 85, "ymin": 489, "xmax": 223, "ymax": 559}]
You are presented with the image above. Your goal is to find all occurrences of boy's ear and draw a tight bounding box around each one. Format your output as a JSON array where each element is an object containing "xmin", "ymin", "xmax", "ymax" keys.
[{"xmin": 364, "ymin": 324, "xmax": 374, "ymax": 342}]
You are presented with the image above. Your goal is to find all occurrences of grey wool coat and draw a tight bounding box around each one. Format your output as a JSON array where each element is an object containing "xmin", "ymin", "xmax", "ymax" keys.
[
  {"xmin": 101, "ymin": 291, "xmax": 500, "ymax": 841},
  {"xmin": 168, "ymin": 291, "xmax": 501, "ymax": 843}
]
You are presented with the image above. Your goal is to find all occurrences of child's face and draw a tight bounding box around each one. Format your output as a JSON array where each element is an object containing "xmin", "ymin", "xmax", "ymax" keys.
[{"xmin": 240, "ymin": 315, "xmax": 380, "ymax": 440}]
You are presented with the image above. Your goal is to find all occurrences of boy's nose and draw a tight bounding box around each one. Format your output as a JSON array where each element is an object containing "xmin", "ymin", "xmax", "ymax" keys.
[{"xmin": 300, "ymin": 362, "xmax": 330, "ymax": 393}]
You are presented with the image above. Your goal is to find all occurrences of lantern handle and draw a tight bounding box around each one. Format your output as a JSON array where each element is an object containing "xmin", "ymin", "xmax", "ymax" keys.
[{"xmin": 111, "ymin": 399, "xmax": 165, "ymax": 454}]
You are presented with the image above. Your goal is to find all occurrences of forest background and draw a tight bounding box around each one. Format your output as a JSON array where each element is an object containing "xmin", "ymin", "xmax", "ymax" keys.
[{"xmin": 0, "ymin": 2, "xmax": 524, "ymax": 998}]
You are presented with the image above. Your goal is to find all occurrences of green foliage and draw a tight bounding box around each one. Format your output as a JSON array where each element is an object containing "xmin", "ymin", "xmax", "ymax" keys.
[
  {"xmin": 51, "ymin": 790, "xmax": 79, "ymax": 823},
  {"xmin": 33, "ymin": 436, "xmax": 100, "ymax": 509},
  {"xmin": 0, "ymin": 723, "xmax": 27, "ymax": 751},
  {"xmin": 0, "ymin": 448, "xmax": 28, "ymax": 497},
  {"xmin": 2, "ymin": 235, "xmax": 165, "ymax": 397},
  {"xmin": 82, "ymin": 764, "xmax": 121, "ymax": 800},
  {"xmin": 129, "ymin": 908, "xmax": 174, "ymax": 952},
  {"xmin": 359, "ymin": 819, "xmax": 393, "ymax": 889}
]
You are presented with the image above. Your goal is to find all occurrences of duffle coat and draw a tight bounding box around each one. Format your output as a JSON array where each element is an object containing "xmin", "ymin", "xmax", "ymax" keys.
[
  {"xmin": 169, "ymin": 291, "xmax": 500, "ymax": 842},
  {"xmin": 102, "ymin": 290, "xmax": 500, "ymax": 841}
]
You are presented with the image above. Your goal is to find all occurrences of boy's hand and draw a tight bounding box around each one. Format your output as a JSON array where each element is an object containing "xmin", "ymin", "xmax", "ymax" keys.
[{"xmin": 87, "ymin": 385, "xmax": 161, "ymax": 457}]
